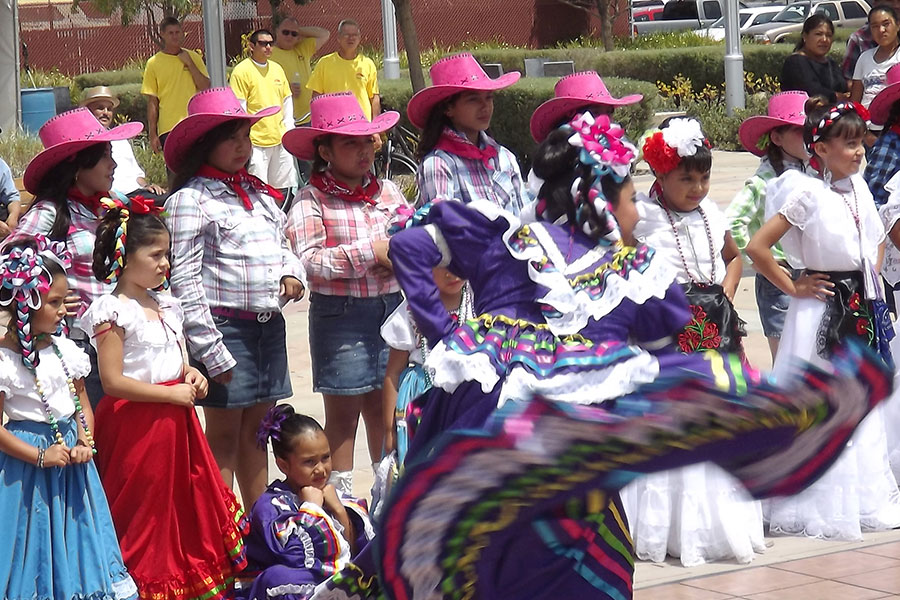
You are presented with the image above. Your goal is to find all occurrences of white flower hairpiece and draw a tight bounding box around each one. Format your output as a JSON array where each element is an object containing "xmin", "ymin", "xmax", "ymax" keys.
[{"xmin": 660, "ymin": 117, "xmax": 706, "ymax": 157}]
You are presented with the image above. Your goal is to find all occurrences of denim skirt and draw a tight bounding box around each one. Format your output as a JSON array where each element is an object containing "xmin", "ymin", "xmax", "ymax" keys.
[
  {"xmin": 196, "ymin": 312, "xmax": 293, "ymax": 409},
  {"xmin": 308, "ymin": 292, "xmax": 402, "ymax": 395}
]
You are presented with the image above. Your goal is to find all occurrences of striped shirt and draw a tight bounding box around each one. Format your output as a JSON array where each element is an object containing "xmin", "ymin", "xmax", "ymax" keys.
[
  {"xmin": 286, "ymin": 178, "xmax": 407, "ymax": 298},
  {"xmin": 10, "ymin": 197, "xmax": 118, "ymax": 335},
  {"xmin": 416, "ymin": 128, "xmax": 528, "ymax": 215},
  {"xmin": 165, "ymin": 176, "xmax": 305, "ymax": 377}
]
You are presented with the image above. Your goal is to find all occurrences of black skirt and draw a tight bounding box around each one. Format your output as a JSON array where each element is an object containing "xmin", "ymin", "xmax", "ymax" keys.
[
  {"xmin": 809, "ymin": 270, "xmax": 894, "ymax": 366},
  {"xmin": 677, "ymin": 283, "xmax": 746, "ymax": 354}
]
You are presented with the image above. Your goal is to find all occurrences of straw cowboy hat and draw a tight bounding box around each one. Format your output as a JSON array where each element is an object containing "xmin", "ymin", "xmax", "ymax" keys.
[
  {"xmin": 163, "ymin": 87, "xmax": 281, "ymax": 171},
  {"xmin": 79, "ymin": 86, "xmax": 120, "ymax": 109},
  {"xmin": 529, "ymin": 71, "xmax": 643, "ymax": 143},
  {"xmin": 738, "ymin": 91, "xmax": 809, "ymax": 156},
  {"xmin": 282, "ymin": 92, "xmax": 400, "ymax": 161},
  {"xmin": 869, "ymin": 64, "xmax": 900, "ymax": 126},
  {"xmin": 406, "ymin": 53, "xmax": 520, "ymax": 130},
  {"xmin": 22, "ymin": 107, "xmax": 142, "ymax": 195}
]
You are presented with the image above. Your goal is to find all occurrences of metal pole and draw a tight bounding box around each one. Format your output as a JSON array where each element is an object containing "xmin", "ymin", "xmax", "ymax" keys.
[
  {"xmin": 202, "ymin": 0, "xmax": 227, "ymax": 88},
  {"xmin": 13, "ymin": 0, "xmax": 21, "ymax": 131},
  {"xmin": 381, "ymin": 0, "xmax": 400, "ymax": 79},
  {"xmin": 723, "ymin": 0, "xmax": 744, "ymax": 115}
]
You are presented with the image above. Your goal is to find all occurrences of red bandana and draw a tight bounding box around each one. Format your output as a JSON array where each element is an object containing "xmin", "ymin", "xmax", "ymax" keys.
[
  {"xmin": 67, "ymin": 187, "xmax": 106, "ymax": 215},
  {"xmin": 434, "ymin": 128, "xmax": 498, "ymax": 170},
  {"xmin": 310, "ymin": 170, "xmax": 381, "ymax": 205},
  {"xmin": 196, "ymin": 165, "xmax": 283, "ymax": 210},
  {"xmin": 891, "ymin": 123, "xmax": 900, "ymax": 137}
]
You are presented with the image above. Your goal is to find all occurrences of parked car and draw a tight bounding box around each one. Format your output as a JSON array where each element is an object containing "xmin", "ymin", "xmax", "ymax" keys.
[
  {"xmin": 634, "ymin": 0, "xmax": 747, "ymax": 34},
  {"xmin": 746, "ymin": 0, "xmax": 869, "ymax": 42},
  {"xmin": 634, "ymin": 5, "xmax": 665, "ymax": 21},
  {"xmin": 694, "ymin": 6, "xmax": 782, "ymax": 40}
]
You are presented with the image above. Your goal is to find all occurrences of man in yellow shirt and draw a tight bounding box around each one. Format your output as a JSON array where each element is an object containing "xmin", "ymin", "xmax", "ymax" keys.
[
  {"xmin": 141, "ymin": 17, "xmax": 210, "ymax": 153},
  {"xmin": 230, "ymin": 29, "xmax": 297, "ymax": 192},
  {"xmin": 270, "ymin": 17, "xmax": 330, "ymax": 125},
  {"xmin": 307, "ymin": 19, "xmax": 381, "ymax": 120}
]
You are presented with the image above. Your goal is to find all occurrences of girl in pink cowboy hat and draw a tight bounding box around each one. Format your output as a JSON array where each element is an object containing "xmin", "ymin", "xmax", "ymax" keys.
[
  {"xmin": 10, "ymin": 107, "xmax": 143, "ymax": 406},
  {"xmin": 529, "ymin": 71, "xmax": 643, "ymax": 143},
  {"xmin": 282, "ymin": 91, "xmax": 408, "ymax": 496},
  {"xmin": 164, "ymin": 87, "xmax": 306, "ymax": 508},
  {"xmin": 727, "ymin": 90, "xmax": 811, "ymax": 360},
  {"xmin": 408, "ymin": 52, "xmax": 528, "ymax": 214}
]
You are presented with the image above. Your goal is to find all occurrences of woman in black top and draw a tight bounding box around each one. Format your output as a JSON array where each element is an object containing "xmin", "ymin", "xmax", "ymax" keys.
[{"xmin": 781, "ymin": 14, "xmax": 849, "ymax": 103}]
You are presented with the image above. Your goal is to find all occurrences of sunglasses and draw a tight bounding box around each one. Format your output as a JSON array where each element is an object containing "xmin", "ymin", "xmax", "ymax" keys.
[
  {"xmin": 281, "ymin": 30, "xmax": 299, "ymax": 36},
  {"xmin": 255, "ymin": 40, "xmax": 274, "ymax": 46}
]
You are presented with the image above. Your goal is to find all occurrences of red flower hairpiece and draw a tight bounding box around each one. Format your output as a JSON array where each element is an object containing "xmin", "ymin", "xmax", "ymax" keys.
[
  {"xmin": 642, "ymin": 131, "xmax": 681, "ymax": 175},
  {"xmin": 129, "ymin": 195, "xmax": 163, "ymax": 216}
]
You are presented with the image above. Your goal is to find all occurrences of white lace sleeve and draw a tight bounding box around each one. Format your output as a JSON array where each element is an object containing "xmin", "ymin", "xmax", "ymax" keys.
[
  {"xmin": 778, "ymin": 191, "xmax": 817, "ymax": 229},
  {"xmin": 380, "ymin": 300, "xmax": 417, "ymax": 352},
  {"xmin": 84, "ymin": 294, "xmax": 137, "ymax": 335},
  {"xmin": 53, "ymin": 336, "xmax": 92, "ymax": 380}
]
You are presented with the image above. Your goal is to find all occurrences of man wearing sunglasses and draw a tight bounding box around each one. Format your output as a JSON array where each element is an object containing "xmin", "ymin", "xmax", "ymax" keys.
[
  {"xmin": 270, "ymin": 17, "xmax": 330, "ymax": 126},
  {"xmin": 230, "ymin": 28, "xmax": 298, "ymax": 195}
]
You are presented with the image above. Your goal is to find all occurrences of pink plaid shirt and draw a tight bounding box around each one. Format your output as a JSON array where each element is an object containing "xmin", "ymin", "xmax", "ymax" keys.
[
  {"xmin": 10, "ymin": 198, "xmax": 115, "ymax": 336},
  {"xmin": 286, "ymin": 178, "xmax": 407, "ymax": 298}
]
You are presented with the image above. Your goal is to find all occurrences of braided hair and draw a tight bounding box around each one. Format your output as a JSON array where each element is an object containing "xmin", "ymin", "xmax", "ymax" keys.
[
  {"xmin": 257, "ymin": 404, "xmax": 325, "ymax": 460},
  {"xmin": 0, "ymin": 239, "xmax": 67, "ymax": 371},
  {"xmin": 92, "ymin": 198, "xmax": 169, "ymax": 284},
  {"xmin": 531, "ymin": 126, "xmax": 632, "ymax": 243}
]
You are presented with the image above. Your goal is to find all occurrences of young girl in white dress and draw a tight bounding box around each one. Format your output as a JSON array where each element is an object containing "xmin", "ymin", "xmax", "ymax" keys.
[
  {"xmin": 748, "ymin": 98, "xmax": 900, "ymax": 540},
  {"xmin": 622, "ymin": 117, "xmax": 766, "ymax": 567}
]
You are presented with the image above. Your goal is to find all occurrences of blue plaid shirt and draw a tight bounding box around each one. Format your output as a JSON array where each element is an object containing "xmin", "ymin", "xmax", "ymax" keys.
[{"xmin": 865, "ymin": 129, "xmax": 900, "ymax": 207}]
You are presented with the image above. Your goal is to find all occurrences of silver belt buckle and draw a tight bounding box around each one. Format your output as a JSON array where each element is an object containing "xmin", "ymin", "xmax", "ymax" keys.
[{"xmin": 257, "ymin": 311, "xmax": 272, "ymax": 323}]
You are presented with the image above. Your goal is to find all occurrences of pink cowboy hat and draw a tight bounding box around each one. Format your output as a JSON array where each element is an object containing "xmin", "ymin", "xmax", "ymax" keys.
[
  {"xmin": 23, "ymin": 107, "xmax": 143, "ymax": 195},
  {"xmin": 738, "ymin": 91, "xmax": 809, "ymax": 156},
  {"xmin": 406, "ymin": 53, "xmax": 521, "ymax": 130},
  {"xmin": 164, "ymin": 87, "xmax": 281, "ymax": 171},
  {"xmin": 282, "ymin": 92, "xmax": 400, "ymax": 161},
  {"xmin": 529, "ymin": 71, "xmax": 643, "ymax": 143},
  {"xmin": 870, "ymin": 64, "xmax": 900, "ymax": 125}
]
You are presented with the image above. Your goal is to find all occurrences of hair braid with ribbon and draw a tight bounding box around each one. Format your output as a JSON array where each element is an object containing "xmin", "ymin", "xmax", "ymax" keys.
[
  {"xmin": 94, "ymin": 195, "xmax": 168, "ymax": 287},
  {"xmin": 0, "ymin": 236, "xmax": 88, "ymax": 448}
]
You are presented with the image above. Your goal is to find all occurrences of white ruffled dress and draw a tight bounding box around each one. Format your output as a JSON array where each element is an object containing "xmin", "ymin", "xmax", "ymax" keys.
[{"xmin": 763, "ymin": 170, "xmax": 900, "ymax": 540}]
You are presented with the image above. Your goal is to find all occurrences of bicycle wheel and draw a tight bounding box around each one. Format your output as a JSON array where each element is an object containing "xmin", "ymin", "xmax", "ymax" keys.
[{"xmin": 388, "ymin": 152, "xmax": 418, "ymax": 177}]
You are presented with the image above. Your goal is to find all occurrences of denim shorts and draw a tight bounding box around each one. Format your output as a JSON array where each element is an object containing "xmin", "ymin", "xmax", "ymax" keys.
[
  {"xmin": 194, "ymin": 312, "xmax": 293, "ymax": 409},
  {"xmin": 308, "ymin": 292, "xmax": 402, "ymax": 395},
  {"xmin": 755, "ymin": 271, "xmax": 798, "ymax": 339}
]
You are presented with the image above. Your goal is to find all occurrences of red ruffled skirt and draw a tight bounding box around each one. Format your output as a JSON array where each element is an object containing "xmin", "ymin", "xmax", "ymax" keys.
[{"xmin": 95, "ymin": 382, "xmax": 250, "ymax": 600}]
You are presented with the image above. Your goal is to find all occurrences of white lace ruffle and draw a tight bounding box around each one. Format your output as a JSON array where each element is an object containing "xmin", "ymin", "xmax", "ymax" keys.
[
  {"xmin": 498, "ymin": 352, "xmax": 659, "ymax": 405},
  {"xmin": 621, "ymin": 463, "xmax": 766, "ymax": 567},
  {"xmin": 466, "ymin": 200, "xmax": 677, "ymax": 336},
  {"xmin": 54, "ymin": 336, "xmax": 91, "ymax": 380},
  {"xmin": 779, "ymin": 191, "xmax": 816, "ymax": 229},
  {"xmin": 426, "ymin": 337, "xmax": 660, "ymax": 405}
]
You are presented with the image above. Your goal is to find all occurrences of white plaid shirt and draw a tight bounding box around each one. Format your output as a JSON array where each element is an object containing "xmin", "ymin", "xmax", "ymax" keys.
[{"xmin": 165, "ymin": 176, "xmax": 305, "ymax": 377}]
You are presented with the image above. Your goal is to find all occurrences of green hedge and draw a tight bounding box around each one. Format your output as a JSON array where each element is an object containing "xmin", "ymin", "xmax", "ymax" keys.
[
  {"xmin": 471, "ymin": 45, "xmax": 843, "ymax": 92},
  {"xmin": 74, "ymin": 69, "xmax": 144, "ymax": 93},
  {"xmin": 380, "ymin": 76, "xmax": 657, "ymax": 171}
]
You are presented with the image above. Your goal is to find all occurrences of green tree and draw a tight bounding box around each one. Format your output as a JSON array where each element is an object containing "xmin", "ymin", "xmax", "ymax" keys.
[
  {"xmin": 556, "ymin": 0, "xmax": 624, "ymax": 51},
  {"xmin": 76, "ymin": 0, "xmax": 193, "ymax": 47}
]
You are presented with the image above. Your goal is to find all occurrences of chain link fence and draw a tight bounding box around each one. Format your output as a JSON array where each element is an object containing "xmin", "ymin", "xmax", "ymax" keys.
[{"xmin": 19, "ymin": 0, "xmax": 603, "ymax": 77}]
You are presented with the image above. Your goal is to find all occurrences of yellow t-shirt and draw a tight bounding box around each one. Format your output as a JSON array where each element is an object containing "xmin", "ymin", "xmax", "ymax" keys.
[
  {"xmin": 306, "ymin": 52, "xmax": 379, "ymax": 120},
  {"xmin": 270, "ymin": 38, "xmax": 318, "ymax": 124},
  {"xmin": 141, "ymin": 50, "xmax": 209, "ymax": 135},
  {"xmin": 229, "ymin": 58, "xmax": 290, "ymax": 148}
]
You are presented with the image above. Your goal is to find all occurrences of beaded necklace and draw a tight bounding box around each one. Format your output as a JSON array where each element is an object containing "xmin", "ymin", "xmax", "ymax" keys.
[
  {"xmin": 836, "ymin": 179, "xmax": 861, "ymax": 233},
  {"xmin": 653, "ymin": 187, "xmax": 717, "ymax": 286},
  {"xmin": 417, "ymin": 283, "xmax": 475, "ymax": 387},
  {"xmin": 30, "ymin": 337, "xmax": 96, "ymax": 452}
]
